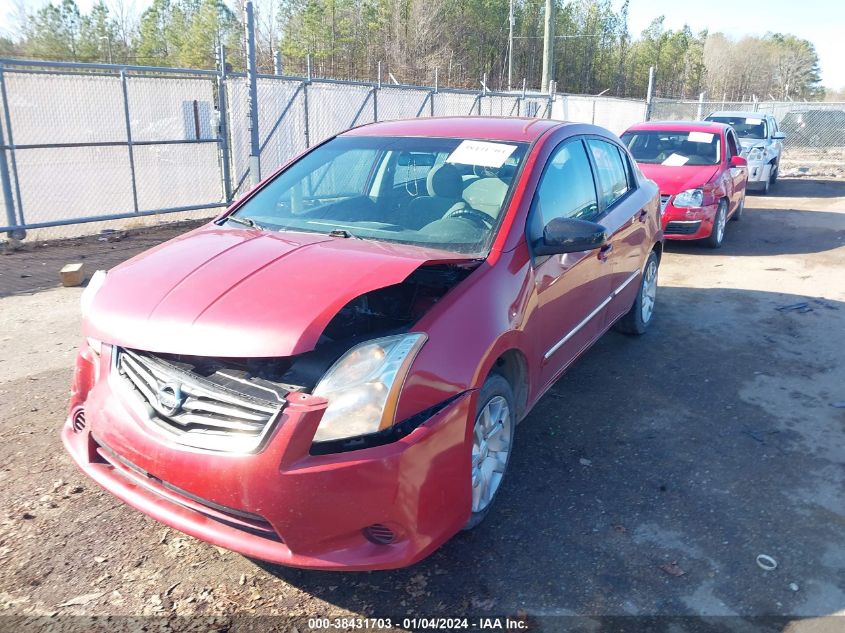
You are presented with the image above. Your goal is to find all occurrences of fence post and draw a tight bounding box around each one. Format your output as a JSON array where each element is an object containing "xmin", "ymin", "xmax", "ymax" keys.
[
  {"xmin": 0, "ymin": 64, "xmax": 26, "ymax": 239},
  {"xmin": 303, "ymin": 55, "xmax": 311, "ymax": 147},
  {"xmin": 119, "ymin": 69, "xmax": 140, "ymax": 213},
  {"xmin": 696, "ymin": 91, "xmax": 706, "ymax": 120},
  {"xmin": 374, "ymin": 61, "xmax": 380, "ymax": 122},
  {"xmin": 274, "ymin": 50, "xmax": 282, "ymax": 76},
  {"xmin": 217, "ymin": 44, "xmax": 233, "ymax": 203},
  {"xmin": 0, "ymin": 64, "xmax": 22, "ymax": 239},
  {"xmin": 645, "ymin": 66, "xmax": 654, "ymax": 121},
  {"xmin": 244, "ymin": 0, "xmax": 260, "ymax": 186},
  {"xmin": 431, "ymin": 67, "xmax": 437, "ymax": 117}
]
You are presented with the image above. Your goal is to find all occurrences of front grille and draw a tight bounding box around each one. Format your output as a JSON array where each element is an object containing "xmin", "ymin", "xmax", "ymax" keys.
[
  {"xmin": 664, "ymin": 221, "xmax": 701, "ymax": 235},
  {"xmin": 115, "ymin": 348, "xmax": 283, "ymax": 452}
]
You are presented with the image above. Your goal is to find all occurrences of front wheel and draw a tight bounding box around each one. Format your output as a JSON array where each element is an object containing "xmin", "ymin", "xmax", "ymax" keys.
[
  {"xmin": 614, "ymin": 250, "xmax": 659, "ymax": 335},
  {"xmin": 705, "ymin": 200, "xmax": 728, "ymax": 248},
  {"xmin": 464, "ymin": 373, "xmax": 515, "ymax": 530}
]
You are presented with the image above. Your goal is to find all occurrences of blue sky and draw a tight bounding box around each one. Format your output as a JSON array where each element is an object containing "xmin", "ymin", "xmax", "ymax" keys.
[{"xmin": 1, "ymin": 0, "xmax": 843, "ymax": 88}]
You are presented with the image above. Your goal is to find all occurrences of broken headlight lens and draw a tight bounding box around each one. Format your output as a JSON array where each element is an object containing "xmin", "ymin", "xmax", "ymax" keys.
[
  {"xmin": 312, "ymin": 333, "xmax": 427, "ymax": 442},
  {"xmin": 747, "ymin": 146, "xmax": 766, "ymax": 162},
  {"xmin": 672, "ymin": 188, "xmax": 704, "ymax": 208}
]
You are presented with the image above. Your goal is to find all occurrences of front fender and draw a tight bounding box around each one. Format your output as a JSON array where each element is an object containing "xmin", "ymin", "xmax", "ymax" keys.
[{"xmin": 395, "ymin": 245, "xmax": 536, "ymax": 422}]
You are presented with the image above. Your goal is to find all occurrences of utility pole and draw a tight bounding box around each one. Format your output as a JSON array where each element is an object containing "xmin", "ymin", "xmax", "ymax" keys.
[
  {"xmin": 507, "ymin": 0, "xmax": 514, "ymax": 91},
  {"xmin": 541, "ymin": 0, "xmax": 555, "ymax": 91}
]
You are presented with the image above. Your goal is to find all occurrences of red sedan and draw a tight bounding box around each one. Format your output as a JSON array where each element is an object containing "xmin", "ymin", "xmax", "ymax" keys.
[
  {"xmin": 621, "ymin": 121, "xmax": 747, "ymax": 248},
  {"xmin": 64, "ymin": 117, "xmax": 663, "ymax": 570}
]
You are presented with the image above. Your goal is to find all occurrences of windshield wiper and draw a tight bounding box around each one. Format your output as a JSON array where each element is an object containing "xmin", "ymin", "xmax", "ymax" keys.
[
  {"xmin": 224, "ymin": 215, "xmax": 266, "ymax": 230},
  {"xmin": 328, "ymin": 228, "xmax": 362, "ymax": 239}
]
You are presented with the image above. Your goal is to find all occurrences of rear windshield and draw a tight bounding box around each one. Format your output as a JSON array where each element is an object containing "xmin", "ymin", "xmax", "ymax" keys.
[
  {"xmin": 620, "ymin": 130, "xmax": 721, "ymax": 166},
  {"xmin": 707, "ymin": 116, "xmax": 767, "ymax": 139}
]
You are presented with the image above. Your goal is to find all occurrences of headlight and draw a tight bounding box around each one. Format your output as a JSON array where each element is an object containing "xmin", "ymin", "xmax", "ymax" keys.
[
  {"xmin": 86, "ymin": 337, "xmax": 102, "ymax": 355},
  {"xmin": 747, "ymin": 146, "xmax": 766, "ymax": 161},
  {"xmin": 312, "ymin": 333, "xmax": 427, "ymax": 442},
  {"xmin": 80, "ymin": 269, "xmax": 107, "ymax": 316},
  {"xmin": 672, "ymin": 188, "xmax": 704, "ymax": 208}
]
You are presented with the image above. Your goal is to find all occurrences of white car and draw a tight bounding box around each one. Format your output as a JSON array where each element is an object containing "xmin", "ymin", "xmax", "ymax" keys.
[{"xmin": 705, "ymin": 111, "xmax": 785, "ymax": 194}]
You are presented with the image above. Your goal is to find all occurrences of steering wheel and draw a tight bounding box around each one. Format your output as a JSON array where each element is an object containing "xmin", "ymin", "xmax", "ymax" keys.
[{"xmin": 443, "ymin": 207, "xmax": 495, "ymax": 230}]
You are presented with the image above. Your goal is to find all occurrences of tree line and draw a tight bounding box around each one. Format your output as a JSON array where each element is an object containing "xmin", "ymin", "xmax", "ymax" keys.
[{"xmin": 0, "ymin": 0, "xmax": 827, "ymax": 100}]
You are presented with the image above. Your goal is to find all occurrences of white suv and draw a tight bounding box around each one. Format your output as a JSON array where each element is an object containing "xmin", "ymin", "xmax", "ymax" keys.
[{"xmin": 706, "ymin": 111, "xmax": 785, "ymax": 194}]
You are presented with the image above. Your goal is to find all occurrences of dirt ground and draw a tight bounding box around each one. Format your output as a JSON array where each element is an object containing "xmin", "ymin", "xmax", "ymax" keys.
[{"xmin": 0, "ymin": 178, "xmax": 844, "ymax": 632}]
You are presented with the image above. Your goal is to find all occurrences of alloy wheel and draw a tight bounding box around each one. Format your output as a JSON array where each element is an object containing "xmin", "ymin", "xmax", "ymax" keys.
[
  {"xmin": 640, "ymin": 259, "xmax": 658, "ymax": 323},
  {"xmin": 471, "ymin": 395, "xmax": 513, "ymax": 514},
  {"xmin": 715, "ymin": 205, "xmax": 727, "ymax": 244}
]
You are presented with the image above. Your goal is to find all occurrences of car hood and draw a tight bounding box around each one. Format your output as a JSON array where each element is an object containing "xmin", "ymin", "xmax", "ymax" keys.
[
  {"xmin": 739, "ymin": 138, "xmax": 766, "ymax": 150},
  {"xmin": 84, "ymin": 224, "xmax": 476, "ymax": 358},
  {"xmin": 637, "ymin": 163, "xmax": 721, "ymax": 195}
]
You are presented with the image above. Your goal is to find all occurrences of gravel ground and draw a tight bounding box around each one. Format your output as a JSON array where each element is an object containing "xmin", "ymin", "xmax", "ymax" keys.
[{"xmin": 0, "ymin": 178, "xmax": 844, "ymax": 632}]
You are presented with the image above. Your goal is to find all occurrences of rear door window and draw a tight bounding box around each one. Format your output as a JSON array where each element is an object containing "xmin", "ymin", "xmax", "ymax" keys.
[{"xmin": 587, "ymin": 139, "xmax": 630, "ymax": 209}]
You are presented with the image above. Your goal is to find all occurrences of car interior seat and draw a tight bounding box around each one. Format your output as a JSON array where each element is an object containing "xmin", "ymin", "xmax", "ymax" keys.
[{"xmin": 402, "ymin": 164, "xmax": 468, "ymax": 230}]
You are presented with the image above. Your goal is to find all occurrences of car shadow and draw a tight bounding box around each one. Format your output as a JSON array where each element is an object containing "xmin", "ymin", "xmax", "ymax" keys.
[
  {"xmin": 664, "ymin": 207, "xmax": 844, "ymax": 257},
  {"xmin": 253, "ymin": 286, "xmax": 845, "ymax": 618},
  {"xmin": 753, "ymin": 177, "xmax": 845, "ymax": 199}
]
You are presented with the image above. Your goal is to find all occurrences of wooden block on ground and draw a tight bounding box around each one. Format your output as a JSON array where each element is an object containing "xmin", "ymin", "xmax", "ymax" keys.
[{"xmin": 60, "ymin": 262, "xmax": 85, "ymax": 287}]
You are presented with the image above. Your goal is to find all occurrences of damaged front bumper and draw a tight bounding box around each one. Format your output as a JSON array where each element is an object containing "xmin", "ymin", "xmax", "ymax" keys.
[
  {"xmin": 745, "ymin": 160, "xmax": 772, "ymax": 186},
  {"xmin": 62, "ymin": 345, "xmax": 474, "ymax": 571},
  {"xmin": 661, "ymin": 202, "xmax": 718, "ymax": 240}
]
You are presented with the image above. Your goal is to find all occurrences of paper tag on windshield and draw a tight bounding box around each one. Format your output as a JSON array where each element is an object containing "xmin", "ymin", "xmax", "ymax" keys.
[
  {"xmin": 746, "ymin": 117, "xmax": 763, "ymax": 125},
  {"xmin": 446, "ymin": 140, "xmax": 518, "ymax": 168},
  {"xmin": 688, "ymin": 132, "xmax": 714, "ymax": 143},
  {"xmin": 662, "ymin": 153, "xmax": 689, "ymax": 166}
]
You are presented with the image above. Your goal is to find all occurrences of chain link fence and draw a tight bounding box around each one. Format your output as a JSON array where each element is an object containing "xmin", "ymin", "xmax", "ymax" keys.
[
  {"xmin": 650, "ymin": 98, "xmax": 845, "ymax": 173},
  {"xmin": 0, "ymin": 60, "xmax": 229, "ymax": 241},
  {"xmin": 1, "ymin": 56, "xmax": 841, "ymax": 242}
]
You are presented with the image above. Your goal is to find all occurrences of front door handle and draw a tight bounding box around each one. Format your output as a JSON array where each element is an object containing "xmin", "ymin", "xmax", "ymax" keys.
[{"xmin": 598, "ymin": 243, "xmax": 613, "ymax": 262}]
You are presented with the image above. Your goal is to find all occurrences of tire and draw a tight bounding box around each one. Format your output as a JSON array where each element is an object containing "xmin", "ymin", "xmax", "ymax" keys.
[
  {"xmin": 705, "ymin": 199, "xmax": 728, "ymax": 249},
  {"xmin": 614, "ymin": 250, "xmax": 659, "ymax": 335},
  {"xmin": 463, "ymin": 373, "xmax": 515, "ymax": 530},
  {"xmin": 769, "ymin": 161, "xmax": 778, "ymax": 185},
  {"xmin": 731, "ymin": 193, "xmax": 745, "ymax": 221},
  {"xmin": 759, "ymin": 177, "xmax": 770, "ymax": 195}
]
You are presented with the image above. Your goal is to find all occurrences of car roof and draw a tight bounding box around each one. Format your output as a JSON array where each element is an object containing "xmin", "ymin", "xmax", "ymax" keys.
[
  {"xmin": 706, "ymin": 111, "xmax": 772, "ymax": 119},
  {"xmin": 342, "ymin": 116, "xmax": 568, "ymax": 143},
  {"xmin": 626, "ymin": 120, "xmax": 729, "ymax": 134}
]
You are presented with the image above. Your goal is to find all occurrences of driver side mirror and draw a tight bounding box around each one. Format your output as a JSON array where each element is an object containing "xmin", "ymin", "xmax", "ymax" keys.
[
  {"xmin": 534, "ymin": 217, "xmax": 608, "ymax": 256},
  {"xmin": 730, "ymin": 155, "xmax": 747, "ymax": 168},
  {"xmin": 772, "ymin": 132, "xmax": 786, "ymax": 140}
]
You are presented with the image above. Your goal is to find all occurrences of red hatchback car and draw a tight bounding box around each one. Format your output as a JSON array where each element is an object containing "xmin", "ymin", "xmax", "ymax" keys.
[
  {"xmin": 621, "ymin": 121, "xmax": 748, "ymax": 248},
  {"xmin": 64, "ymin": 117, "xmax": 663, "ymax": 570}
]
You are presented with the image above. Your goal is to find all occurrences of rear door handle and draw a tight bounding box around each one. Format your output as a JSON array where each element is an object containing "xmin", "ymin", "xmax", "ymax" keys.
[{"xmin": 598, "ymin": 243, "xmax": 613, "ymax": 262}]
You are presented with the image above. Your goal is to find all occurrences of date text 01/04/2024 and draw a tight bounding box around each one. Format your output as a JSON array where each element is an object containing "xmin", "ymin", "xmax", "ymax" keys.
[{"xmin": 306, "ymin": 617, "xmax": 528, "ymax": 630}]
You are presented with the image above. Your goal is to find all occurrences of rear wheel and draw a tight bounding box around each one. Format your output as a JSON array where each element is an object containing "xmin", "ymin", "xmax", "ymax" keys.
[
  {"xmin": 614, "ymin": 250, "xmax": 659, "ymax": 335},
  {"xmin": 464, "ymin": 373, "xmax": 515, "ymax": 530},
  {"xmin": 705, "ymin": 200, "xmax": 728, "ymax": 248}
]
